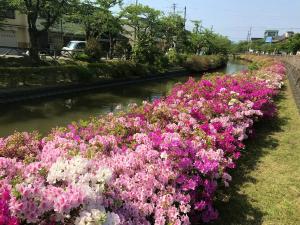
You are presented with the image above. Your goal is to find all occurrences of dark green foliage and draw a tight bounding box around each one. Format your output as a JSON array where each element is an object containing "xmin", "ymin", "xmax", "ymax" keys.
[
  {"xmin": 0, "ymin": 0, "xmax": 10, "ymax": 26},
  {"xmin": 85, "ymin": 38, "xmax": 103, "ymax": 61},
  {"xmin": 73, "ymin": 53, "xmax": 91, "ymax": 62},
  {"xmin": 0, "ymin": 57, "xmax": 52, "ymax": 67},
  {"xmin": 233, "ymin": 34, "xmax": 300, "ymax": 54},
  {"xmin": 153, "ymin": 55, "xmax": 170, "ymax": 71},
  {"xmin": 166, "ymin": 49, "xmax": 188, "ymax": 66},
  {"xmin": 248, "ymin": 62, "xmax": 261, "ymax": 71}
]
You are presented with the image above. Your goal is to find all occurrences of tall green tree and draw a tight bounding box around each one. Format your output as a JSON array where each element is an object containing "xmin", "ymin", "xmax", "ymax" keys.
[
  {"xmin": 120, "ymin": 4, "xmax": 162, "ymax": 63},
  {"xmin": 285, "ymin": 34, "xmax": 300, "ymax": 54},
  {"xmin": 68, "ymin": 0, "xmax": 123, "ymax": 58},
  {"xmin": 160, "ymin": 14, "xmax": 186, "ymax": 52},
  {"xmin": 10, "ymin": 0, "xmax": 78, "ymax": 61},
  {"xmin": 191, "ymin": 20, "xmax": 202, "ymax": 34},
  {"xmin": 101, "ymin": 13, "xmax": 123, "ymax": 59},
  {"xmin": 69, "ymin": 0, "xmax": 122, "ymax": 40},
  {"xmin": 208, "ymin": 33, "xmax": 232, "ymax": 55},
  {"xmin": 230, "ymin": 41, "xmax": 249, "ymax": 54},
  {"xmin": 189, "ymin": 23, "xmax": 231, "ymax": 55},
  {"xmin": 189, "ymin": 20, "xmax": 203, "ymax": 54}
]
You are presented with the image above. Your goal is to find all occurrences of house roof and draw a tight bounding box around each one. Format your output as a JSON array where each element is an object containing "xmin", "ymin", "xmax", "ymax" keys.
[{"xmin": 265, "ymin": 30, "xmax": 279, "ymax": 32}]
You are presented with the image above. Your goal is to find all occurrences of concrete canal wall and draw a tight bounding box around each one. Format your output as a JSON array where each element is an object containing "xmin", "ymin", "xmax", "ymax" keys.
[{"xmin": 282, "ymin": 56, "xmax": 300, "ymax": 112}]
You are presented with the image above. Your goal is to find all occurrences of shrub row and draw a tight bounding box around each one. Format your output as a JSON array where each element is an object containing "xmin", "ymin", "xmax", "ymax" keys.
[{"xmin": 0, "ymin": 57, "xmax": 286, "ymax": 224}]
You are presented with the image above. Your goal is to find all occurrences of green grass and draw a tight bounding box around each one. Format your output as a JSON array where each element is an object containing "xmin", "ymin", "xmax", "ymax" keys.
[{"xmin": 212, "ymin": 81, "xmax": 300, "ymax": 225}]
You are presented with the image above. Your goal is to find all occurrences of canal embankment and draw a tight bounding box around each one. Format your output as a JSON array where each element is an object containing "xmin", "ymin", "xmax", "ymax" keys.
[{"xmin": 0, "ymin": 55, "xmax": 227, "ymax": 104}]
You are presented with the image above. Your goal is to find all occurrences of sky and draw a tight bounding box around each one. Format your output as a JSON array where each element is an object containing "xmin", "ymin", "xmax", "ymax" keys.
[{"xmin": 117, "ymin": 0, "xmax": 300, "ymax": 42}]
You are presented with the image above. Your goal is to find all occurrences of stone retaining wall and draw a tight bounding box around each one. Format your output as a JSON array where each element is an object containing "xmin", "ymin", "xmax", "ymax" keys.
[{"xmin": 282, "ymin": 56, "xmax": 300, "ymax": 112}]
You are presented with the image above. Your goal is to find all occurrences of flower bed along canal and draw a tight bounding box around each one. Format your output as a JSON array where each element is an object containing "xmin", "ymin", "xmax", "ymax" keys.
[{"xmin": 0, "ymin": 61, "xmax": 247, "ymax": 137}]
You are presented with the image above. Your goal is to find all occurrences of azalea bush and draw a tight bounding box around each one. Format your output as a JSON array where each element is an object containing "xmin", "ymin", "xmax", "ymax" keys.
[{"xmin": 0, "ymin": 57, "xmax": 285, "ymax": 225}]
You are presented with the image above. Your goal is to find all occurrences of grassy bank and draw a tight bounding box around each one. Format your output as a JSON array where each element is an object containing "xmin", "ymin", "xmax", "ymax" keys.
[
  {"xmin": 0, "ymin": 61, "xmax": 159, "ymax": 88},
  {"xmin": 212, "ymin": 81, "xmax": 300, "ymax": 225}
]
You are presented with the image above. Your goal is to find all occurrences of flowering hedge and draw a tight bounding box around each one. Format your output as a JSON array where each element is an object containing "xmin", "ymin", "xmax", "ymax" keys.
[{"xmin": 0, "ymin": 58, "xmax": 285, "ymax": 225}]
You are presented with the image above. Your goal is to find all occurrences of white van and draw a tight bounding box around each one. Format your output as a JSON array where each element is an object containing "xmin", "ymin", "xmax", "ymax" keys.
[{"xmin": 61, "ymin": 41, "xmax": 86, "ymax": 57}]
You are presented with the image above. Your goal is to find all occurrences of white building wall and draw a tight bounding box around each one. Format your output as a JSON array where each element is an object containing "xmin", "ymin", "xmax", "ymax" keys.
[{"xmin": 0, "ymin": 11, "xmax": 30, "ymax": 48}]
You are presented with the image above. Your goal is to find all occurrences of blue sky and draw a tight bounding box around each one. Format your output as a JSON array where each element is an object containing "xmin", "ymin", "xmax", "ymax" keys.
[{"xmin": 118, "ymin": 0, "xmax": 300, "ymax": 42}]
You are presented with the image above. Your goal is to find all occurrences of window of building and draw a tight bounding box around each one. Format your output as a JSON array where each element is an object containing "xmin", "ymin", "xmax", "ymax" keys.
[{"xmin": 0, "ymin": 9, "xmax": 15, "ymax": 19}]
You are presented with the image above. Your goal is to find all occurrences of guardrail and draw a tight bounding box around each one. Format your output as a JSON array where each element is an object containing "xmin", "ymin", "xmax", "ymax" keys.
[
  {"xmin": 0, "ymin": 46, "xmax": 28, "ymax": 57},
  {"xmin": 0, "ymin": 46, "xmax": 83, "ymax": 61},
  {"xmin": 0, "ymin": 46, "xmax": 128, "ymax": 62}
]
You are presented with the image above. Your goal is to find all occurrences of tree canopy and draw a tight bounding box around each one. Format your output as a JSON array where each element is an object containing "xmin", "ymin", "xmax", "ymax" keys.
[
  {"xmin": 5, "ymin": 0, "xmax": 233, "ymax": 62},
  {"xmin": 9, "ymin": 0, "xmax": 78, "ymax": 60}
]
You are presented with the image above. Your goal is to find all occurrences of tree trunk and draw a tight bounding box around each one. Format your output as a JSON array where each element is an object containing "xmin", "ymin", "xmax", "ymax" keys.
[
  {"xmin": 85, "ymin": 28, "xmax": 91, "ymax": 41},
  {"xmin": 108, "ymin": 34, "xmax": 114, "ymax": 60},
  {"xmin": 28, "ymin": 28, "xmax": 40, "ymax": 63}
]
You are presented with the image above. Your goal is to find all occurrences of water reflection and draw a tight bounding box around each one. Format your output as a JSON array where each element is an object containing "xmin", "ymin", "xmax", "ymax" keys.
[{"xmin": 0, "ymin": 61, "xmax": 247, "ymax": 137}]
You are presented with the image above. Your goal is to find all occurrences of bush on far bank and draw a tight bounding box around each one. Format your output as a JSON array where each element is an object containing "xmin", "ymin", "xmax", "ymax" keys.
[{"xmin": 184, "ymin": 55, "xmax": 228, "ymax": 72}]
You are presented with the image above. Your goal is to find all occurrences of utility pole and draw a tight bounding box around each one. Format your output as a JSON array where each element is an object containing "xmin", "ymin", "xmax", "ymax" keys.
[
  {"xmin": 249, "ymin": 26, "xmax": 252, "ymax": 40},
  {"xmin": 134, "ymin": 0, "xmax": 138, "ymax": 49},
  {"xmin": 248, "ymin": 26, "xmax": 252, "ymax": 51},
  {"xmin": 173, "ymin": 3, "xmax": 176, "ymax": 14},
  {"xmin": 247, "ymin": 31, "xmax": 249, "ymax": 42},
  {"xmin": 184, "ymin": 6, "xmax": 187, "ymax": 29}
]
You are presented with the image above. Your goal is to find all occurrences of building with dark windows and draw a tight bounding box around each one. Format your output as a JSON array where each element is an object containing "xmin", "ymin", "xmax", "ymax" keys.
[
  {"xmin": 0, "ymin": 9, "xmax": 30, "ymax": 48},
  {"xmin": 264, "ymin": 30, "xmax": 279, "ymax": 39}
]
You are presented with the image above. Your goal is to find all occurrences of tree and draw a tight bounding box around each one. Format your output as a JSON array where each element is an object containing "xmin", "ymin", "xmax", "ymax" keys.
[
  {"xmin": 191, "ymin": 20, "xmax": 202, "ymax": 34},
  {"xmin": 160, "ymin": 14, "xmax": 186, "ymax": 52},
  {"xmin": 189, "ymin": 24, "xmax": 231, "ymax": 55},
  {"xmin": 0, "ymin": 0, "xmax": 10, "ymax": 28},
  {"xmin": 10, "ymin": 0, "xmax": 77, "ymax": 61},
  {"xmin": 101, "ymin": 13, "xmax": 123, "ymax": 59},
  {"xmin": 120, "ymin": 4, "xmax": 162, "ymax": 64},
  {"xmin": 189, "ymin": 20, "xmax": 203, "ymax": 54},
  {"xmin": 69, "ymin": 0, "xmax": 122, "ymax": 40},
  {"xmin": 285, "ymin": 34, "xmax": 300, "ymax": 54},
  {"xmin": 208, "ymin": 33, "xmax": 231, "ymax": 55},
  {"xmin": 68, "ymin": 0, "xmax": 123, "ymax": 59}
]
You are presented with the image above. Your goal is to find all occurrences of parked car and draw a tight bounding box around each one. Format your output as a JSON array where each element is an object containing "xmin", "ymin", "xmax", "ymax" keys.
[{"xmin": 61, "ymin": 41, "xmax": 86, "ymax": 57}]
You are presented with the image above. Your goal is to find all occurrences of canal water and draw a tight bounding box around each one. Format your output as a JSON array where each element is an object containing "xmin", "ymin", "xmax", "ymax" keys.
[{"xmin": 0, "ymin": 60, "xmax": 247, "ymax": 137}]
